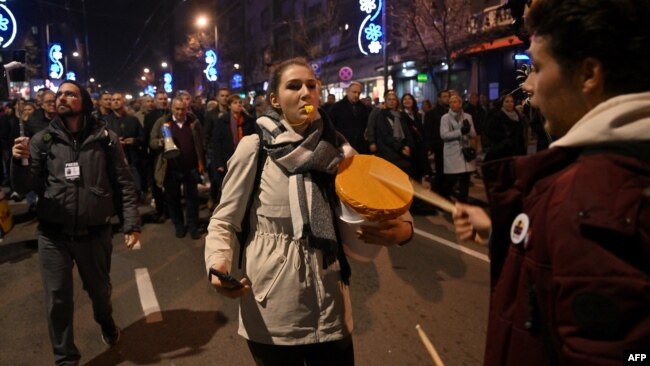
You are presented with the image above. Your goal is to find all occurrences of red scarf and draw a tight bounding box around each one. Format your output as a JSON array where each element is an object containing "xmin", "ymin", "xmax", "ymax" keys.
[{"xmin": 230, "ymin": 112, "xmax": 244, "ymax": 147}]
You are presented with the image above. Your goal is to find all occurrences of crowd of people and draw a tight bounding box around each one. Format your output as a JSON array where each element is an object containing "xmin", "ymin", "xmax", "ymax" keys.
[
  {"xmin": 1, "ymin": 0, "xmax": 648, "ymax": 364},
  {"xmin": 1, "ymin": 71, "xmax": 534, "ymax": 222}
]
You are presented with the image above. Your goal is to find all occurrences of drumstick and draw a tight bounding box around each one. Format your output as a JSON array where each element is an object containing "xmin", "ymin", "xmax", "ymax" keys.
[
  {"xmin": 416, "ymin": 324, "xmax": 445, "ymax": 366},
  {"xmin": 369, "ymin": 171, "xmax": 456, "ymax": 213}
]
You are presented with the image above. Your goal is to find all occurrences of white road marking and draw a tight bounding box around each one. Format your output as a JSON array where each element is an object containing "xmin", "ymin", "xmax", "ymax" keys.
[
  {"xmin": 414, "ymin": 228, "xmax": 490, "ymax": 263},
  {"xmin": 134, "ymin": 268, "xmax": 163, "ymax": 323}
]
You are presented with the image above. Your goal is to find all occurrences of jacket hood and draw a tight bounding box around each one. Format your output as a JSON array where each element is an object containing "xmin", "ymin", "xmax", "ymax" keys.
[
  {"xmin": 552, "ymin": 91, "xmax": 650, "ymax": 148},
  {"xmin": 60, "ymin": 80, "xmax": 94, "ymax": 116}
]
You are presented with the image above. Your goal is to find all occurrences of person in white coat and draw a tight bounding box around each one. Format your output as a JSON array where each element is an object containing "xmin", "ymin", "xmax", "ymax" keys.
[
  {"xmin": 204, "ymin": 58, "xmax": 413, "ymax": 366},
  {"xmin": 440, "ymin": 95, "xmax": 476, "ymax": 202}
]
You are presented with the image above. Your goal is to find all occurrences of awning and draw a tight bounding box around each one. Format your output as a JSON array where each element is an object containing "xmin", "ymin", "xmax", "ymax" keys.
[{"xmin": 454, "ymin": 35, "xmax": 524, "ymax": 57}]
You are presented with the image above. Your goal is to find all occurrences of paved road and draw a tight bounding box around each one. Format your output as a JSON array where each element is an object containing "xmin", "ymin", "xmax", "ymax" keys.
[{"xmin": 0, "ymin": 181, "xmax": 490, "ymax": 366}]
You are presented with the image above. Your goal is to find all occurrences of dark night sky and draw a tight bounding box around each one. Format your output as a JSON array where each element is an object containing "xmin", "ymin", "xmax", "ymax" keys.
[
  {"xmin": 73, "ymin": 0, "xmax": 175, "ymax": 92},
  {"xmin": 13, "ymin": 0, "xmax": 212, "ymax": 93}
]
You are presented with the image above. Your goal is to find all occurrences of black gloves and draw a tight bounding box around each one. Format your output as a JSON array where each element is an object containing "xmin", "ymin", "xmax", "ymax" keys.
[{"xmin": 461, "ymin": 119, "xmax": 471, "ymax": 135}]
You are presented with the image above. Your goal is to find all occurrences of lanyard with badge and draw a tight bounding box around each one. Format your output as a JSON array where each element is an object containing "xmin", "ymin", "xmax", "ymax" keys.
[{"xmin": 65, "ymin": 161, "xmax": 81, "ymax": 181}]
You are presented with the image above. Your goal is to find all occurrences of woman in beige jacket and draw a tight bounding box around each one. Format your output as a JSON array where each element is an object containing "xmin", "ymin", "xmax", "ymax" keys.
[{"xmin": 204, "ymin": 58, "xmax": 413, "ymax": 365}]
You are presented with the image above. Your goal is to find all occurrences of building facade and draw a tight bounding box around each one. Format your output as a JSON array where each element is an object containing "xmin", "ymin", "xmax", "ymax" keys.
[{"xmin": 208, "ymin": 0, "xmax": 529, "ymax": 104}]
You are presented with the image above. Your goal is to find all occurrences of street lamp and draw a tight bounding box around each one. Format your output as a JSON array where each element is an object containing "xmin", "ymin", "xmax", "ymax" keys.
[
  {"xmin": 72, "ymin": 51, "xmax": 80, "ymax": 57},
  {"xmin": 89, "ymin": 77, "xmax": 95, "ymax": 83},
  {"xmin": 195, "ymin": 15, "xmax": 208, "ymax": 28},
  {"xmin": 143, "ymin": 67, "xmax": 150, "ymax": 73},
  {"xmin": 195, "ymin": 14, "xmax": 218, "ymax": 51},
  {"xmin": 161, "ymin": 61, "xmax": 168, "ymax": 68}
]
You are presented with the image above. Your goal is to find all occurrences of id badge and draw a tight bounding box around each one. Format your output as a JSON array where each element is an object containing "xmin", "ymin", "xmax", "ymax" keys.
[{"xmin": 65, "ymin": 162, "xmax": 81, "ymax": 181}]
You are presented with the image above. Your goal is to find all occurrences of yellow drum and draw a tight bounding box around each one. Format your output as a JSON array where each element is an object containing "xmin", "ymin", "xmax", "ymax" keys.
[{"xmin": 335, "ymin": 155, "xmax": 413, "ymax": 261}]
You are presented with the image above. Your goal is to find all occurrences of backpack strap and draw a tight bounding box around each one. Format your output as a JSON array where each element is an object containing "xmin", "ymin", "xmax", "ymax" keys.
[{"xmin": 236, "ymin": 126, "xmax": 267, "ymax": 269}]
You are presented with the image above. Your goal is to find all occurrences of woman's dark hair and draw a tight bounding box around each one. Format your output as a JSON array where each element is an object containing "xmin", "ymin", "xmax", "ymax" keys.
[
  {"xmin": 401, "ymin": 93, "xmax": 419, "ymax": 115},
  {"xmin": 267, "ymin": 57, "xmax": 312, "ymax": 104},
  {"xmin": 526, "ymin": 0, "xmax": 650, "ymax": 94}
]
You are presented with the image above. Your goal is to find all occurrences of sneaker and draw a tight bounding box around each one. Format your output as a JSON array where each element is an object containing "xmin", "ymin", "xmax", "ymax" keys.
[{"xmin": 100, "ymin": 319, "xmax": 121, "ymax": 346}]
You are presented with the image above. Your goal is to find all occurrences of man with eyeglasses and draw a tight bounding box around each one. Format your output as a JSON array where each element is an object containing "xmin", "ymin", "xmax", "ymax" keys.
[
  {"xmin": 26, "ymin": 89, "xmax": 56, "ymax": 137},
  {"xmin": 11, "ymin": 80, "xmax": 141, "ymax": 365}
]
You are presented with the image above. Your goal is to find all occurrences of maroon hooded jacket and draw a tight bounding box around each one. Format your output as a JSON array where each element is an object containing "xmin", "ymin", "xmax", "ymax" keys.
[{"xmin": 482, "ymin": 144, "xmax": 650, "ymax": 365}]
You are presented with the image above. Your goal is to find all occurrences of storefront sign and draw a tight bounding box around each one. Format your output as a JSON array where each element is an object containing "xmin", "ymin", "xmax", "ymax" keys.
[{"xmin": 231, "ymin": 73, "xmax": 242, "ymax": 89}]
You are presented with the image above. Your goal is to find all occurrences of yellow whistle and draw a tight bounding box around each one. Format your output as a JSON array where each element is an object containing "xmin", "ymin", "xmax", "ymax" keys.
[{"xmin": 304, "ymin": 105, "xmax": 314, "ymax": 113}]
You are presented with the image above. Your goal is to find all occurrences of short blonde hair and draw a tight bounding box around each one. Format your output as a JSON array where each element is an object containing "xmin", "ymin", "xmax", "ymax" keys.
[{"xmin": 449, "ymin": 95, "xmax": 463, "ymax": 104}]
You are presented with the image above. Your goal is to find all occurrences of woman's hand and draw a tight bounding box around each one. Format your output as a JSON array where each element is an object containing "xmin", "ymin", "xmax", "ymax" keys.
[
  {"xmin": 453, "ymin": 202, "xmax": 491, "ymax": 245},
  {"xmin": 209, "ymin": 263, "xmax": 251, "ymax": 299},
  {"xmin": 357, "ymin": 219, "xmax": 413, "ymax": 247}
]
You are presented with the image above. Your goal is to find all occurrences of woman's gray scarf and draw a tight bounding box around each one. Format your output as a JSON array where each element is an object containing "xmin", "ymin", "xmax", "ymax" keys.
[
  {"xmin": 448, "ymin": 109, "xmax": 464, "ymax": 123},
  {"xmin": 448, "ymin": 110, "xmax": 471, "ymax": 145},
  {"xmin": 387, "ymin": 110, "xmax": 405, "ymax": 140},
  {"xmin": 502, "ymin": 107, "xmax": 520, "ymax": 121},
  {"xmin": 257, "ymin": 108, "xmax": 349, "ymax": 267}
]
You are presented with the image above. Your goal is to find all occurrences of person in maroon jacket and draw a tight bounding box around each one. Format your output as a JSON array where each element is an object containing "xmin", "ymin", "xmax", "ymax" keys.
[{"xmin": 453, "ymin": 0, "xmax": 650, "ymax": 365}]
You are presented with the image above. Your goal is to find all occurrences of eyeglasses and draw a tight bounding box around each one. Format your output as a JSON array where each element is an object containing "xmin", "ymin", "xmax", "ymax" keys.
[
  {"xmin": 43, "ymin": 100, "xmax": 55, "ymax": 104},
  {"xmin": 55, "ymin": 91, "xmax": 80, "ymax": 99}
]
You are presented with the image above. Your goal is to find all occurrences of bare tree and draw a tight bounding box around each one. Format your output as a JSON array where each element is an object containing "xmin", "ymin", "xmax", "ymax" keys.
[
  {"xmin": 390, "ymin": 0, "xmax": 487, "ymax": 89},
  {"xmin": 22, "ymin": 33, "xmax": 41, "ymax": 80},
  {"xmin": 286, "ymin": 0, "xmax": 348, "ymax": 92}
]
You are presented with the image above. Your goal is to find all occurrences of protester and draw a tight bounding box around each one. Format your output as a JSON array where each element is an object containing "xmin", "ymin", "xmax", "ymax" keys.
[
  {"xmin": 150, "ymin": 97, "xmax": 205, "ymax": 239},
  {"xmin": 365, "ymin": 89, "xmax": 397, "ymax": 153},
  {"xmin": 440, "ymin": 95, "xmax": 476, "ymax": 203},
  {"xmin": 453, "ymin": 1, "xmax": 650, "ymax": 364},
  {"xmin": 375, "ymin": 92, "xmax": 414, "ymax": 175},
  {"xmin": 424, "ymin": 90, "xmax": 450, "ymax": 194},
  {"xmin": 329, "ymin": 81, "xmax": 371, "ymax": 154},
  {"xmin": 204, "ymin": 57, "xmax": 413, "ymax": 365},
  {"xmin": 11, "ymin": 80, "xmax": 141, "ymax": 365},
  {"xmin": 482, "ymin": 94, "xmax": 527, "ymax": 162},
  {"xmin": 211, "ymin": 94, "xmax": 255, "ymax": 204}
]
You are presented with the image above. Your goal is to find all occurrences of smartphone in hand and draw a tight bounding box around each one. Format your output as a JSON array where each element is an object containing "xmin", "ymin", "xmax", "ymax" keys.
[{"xmin": 209, "ymin": 268, "xmax": 243, "ymax": 289}]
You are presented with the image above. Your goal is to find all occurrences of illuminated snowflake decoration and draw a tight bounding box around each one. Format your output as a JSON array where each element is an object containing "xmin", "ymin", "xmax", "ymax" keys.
[
  {"xmin": 359, "ymin": 0, "xmax": 376, "ymax": 14},
  {"xmin": 203, "ymin": 49, "xmax": 218, "ymax": 82},
  {"xmin": 0, "ymin": 0, "xmax": 18, "ymax": 48},
  {"xmin": 357, "ymin": 0, "xmax": 383, "ymax": 56},
  {"xmin": 48, "ymin": 44, "xmax": 64, "ymax": 79},
  {"xmin": 0, "ymin": 14, "xmax": 8, "ymax": 31},
  {"xmin": 364, "ymin": 23, "xmax": 382, "ymax": 42},
  {"xmin": 164, "ymin": 73, "xmax": 173, "ymax": 93},
  {"xmin": 368, "ymin": 41, "xmax": 382, "ymax": 54}
]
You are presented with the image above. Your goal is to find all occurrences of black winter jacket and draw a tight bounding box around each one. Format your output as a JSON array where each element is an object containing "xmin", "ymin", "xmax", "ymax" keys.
[{"xmin": 11, "ymin": 117, "xmax": 141, "ymax": 235}]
